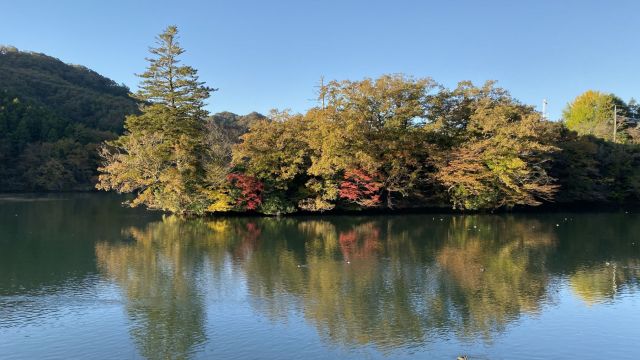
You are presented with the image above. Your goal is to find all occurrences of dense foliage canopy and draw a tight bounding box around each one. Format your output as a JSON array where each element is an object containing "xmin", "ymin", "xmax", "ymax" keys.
[
  {"xmin": 95, "ymin": 27, "xmax": 640, "ymax": 215},
  {"xmin": 4, "ymin": 29, "xmax": 640, "ymax": 214},
  {"xmin": 0, "ymin": 46, "xmax": 139, "ymax": 190},
  {"xmin": 223, "ymin": 82, "xmax": 640, "ymax": 214}
]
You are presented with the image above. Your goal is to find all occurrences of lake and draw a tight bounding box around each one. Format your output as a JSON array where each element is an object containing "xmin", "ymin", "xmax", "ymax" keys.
[{"xmin": 0, "ymin": 194, "xmax": 639, "ymax": 359}]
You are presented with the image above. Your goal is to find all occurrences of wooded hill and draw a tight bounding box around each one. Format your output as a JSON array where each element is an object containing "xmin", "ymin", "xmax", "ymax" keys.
[
  {"xmin": 0, "ymin": 46, "xmax": 262, "ymax": 191},
  {"xmin": 0, "ymin": 46, "xmax": 138, "ymax": 190}
]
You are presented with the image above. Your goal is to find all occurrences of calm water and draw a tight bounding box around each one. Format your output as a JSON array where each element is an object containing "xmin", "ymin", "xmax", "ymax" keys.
[{"xmin": 0, "ymin": 194, "xmax": 639, "ymax": 359}]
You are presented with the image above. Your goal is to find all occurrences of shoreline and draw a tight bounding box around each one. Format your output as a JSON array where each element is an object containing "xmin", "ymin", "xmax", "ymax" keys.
[{"xmin": 2, "ymin": 191, "xmax": 637, "ymax": 217}]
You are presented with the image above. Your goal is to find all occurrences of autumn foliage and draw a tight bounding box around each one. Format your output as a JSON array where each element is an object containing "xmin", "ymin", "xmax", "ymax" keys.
[
  {"xmin": 339, "ymin": 169, "xmax": 383, "ymax": 207},
  {"xmin": 227, "ymin": 173, "xmax": 263, "ymax": 210},
  {"xmin": 95, "ymin": 29, "xmax": 640, "ymax": 215}
]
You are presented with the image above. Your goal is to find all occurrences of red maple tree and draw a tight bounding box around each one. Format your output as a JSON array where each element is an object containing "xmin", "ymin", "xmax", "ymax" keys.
[
  {"xmin": 339, "ymin": 169, "xmax": 383, "ymax": 207},
  {"xmin": 227, "ymin": 173, "xmax": 264, "ymax": 210}
]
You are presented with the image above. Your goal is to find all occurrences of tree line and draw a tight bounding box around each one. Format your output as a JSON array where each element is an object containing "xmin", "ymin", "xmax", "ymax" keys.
[
  {"xmin": 0, "ymin": 46, "xmax": 266, "ymax": 191},
  {"xmin": 96, "ymin": 26, "xmax": 640, "ymax": 215}
]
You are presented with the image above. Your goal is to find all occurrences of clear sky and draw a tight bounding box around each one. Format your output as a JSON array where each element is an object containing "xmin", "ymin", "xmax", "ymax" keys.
[{"xmin": 2, "ymin": 0, "xmax": 639, "ymax": 120}]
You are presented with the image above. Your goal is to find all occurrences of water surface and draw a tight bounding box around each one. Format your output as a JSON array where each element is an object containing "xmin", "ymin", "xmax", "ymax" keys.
[{"xmin": 1, "ymin": 194, "xmax": 639, "ymax": 359}]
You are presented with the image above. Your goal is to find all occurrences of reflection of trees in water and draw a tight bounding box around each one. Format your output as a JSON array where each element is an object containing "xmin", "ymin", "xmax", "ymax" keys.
[
  {"xmin": 435, "ymin": 216, "xmax": 556, "ymax": 339},
  {"xmin": 243, "ymin": 216, "xmax": 560, "ymax": 348},
  {"xmin": 247, "ymin": 219, "xmax": 426, "ymax": 349},
  {"xmin": 544, "ymin": 213, "xmax": 640, "ymax": 305},
  {"xmin": 95, "ymin": 216, "xmax": 273, "ymax": 359},
  {"xmin": 0, "ymin": 194, "xmax": 155, "ymax": 295},
  {"xmin": 95, "ymin": 217, "xmax": 211, "ymax": 360},
  {"xmin": 95, "ymin": 214, "xmax": 640, "ymax": 354},
  {"xmin": 303, "ymin": 220, "xmax": 432, "ymax": 348},
  {"xmin": 569, "ymin": 261, "xmax": 640, "ymax": 305}
]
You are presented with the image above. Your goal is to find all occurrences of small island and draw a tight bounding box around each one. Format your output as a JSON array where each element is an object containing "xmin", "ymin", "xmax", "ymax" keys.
[
  {"xmin": 7, "ymin": 26, "xmax": 636, "ymax": 216},
  {"xmin": 2, "ymin": 8, "xmax": 640, "ymax": 360}
]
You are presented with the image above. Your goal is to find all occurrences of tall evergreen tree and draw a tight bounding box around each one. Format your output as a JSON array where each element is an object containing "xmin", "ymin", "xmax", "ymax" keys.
[{"xmin": 96, "ymin": 26, "xmax": 215, "ymax": 215}]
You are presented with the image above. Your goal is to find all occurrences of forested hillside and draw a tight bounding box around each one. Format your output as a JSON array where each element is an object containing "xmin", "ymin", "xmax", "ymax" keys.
[
  {"xmin": 0, "ymin": 45, "xmax": 268, "ymax": 191},
  {"xmin": 0, "ymin": 46, "xmax": 139, "ymax": 190},
  {"xmin": 4, "ymin": 36, "xmax": 640, "ymax": 213}
]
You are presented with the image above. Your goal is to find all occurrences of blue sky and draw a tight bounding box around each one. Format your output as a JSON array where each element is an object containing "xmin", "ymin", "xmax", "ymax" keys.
[{"xmin": 2, "ymin": 0, "xmax": 639, "ymax": 120}]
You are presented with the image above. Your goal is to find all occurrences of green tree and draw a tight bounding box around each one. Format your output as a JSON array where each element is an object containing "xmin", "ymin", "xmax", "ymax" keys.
[
  {"xmin": 562, "ymin": 90, "xmax": 627, "ymax": 141},
  {"xmin": 96, "ymin": 26, "xmax": 215, "ymax": 215},
  {"xmin": 551, "ymin": 126, "xmax": 640, "ymax": 203}
]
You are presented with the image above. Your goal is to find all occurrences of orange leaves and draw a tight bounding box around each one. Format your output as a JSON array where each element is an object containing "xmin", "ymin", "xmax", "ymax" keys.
[{"xmin": 338, "ymin": 169, "xmax": 383, "ymax": 207}]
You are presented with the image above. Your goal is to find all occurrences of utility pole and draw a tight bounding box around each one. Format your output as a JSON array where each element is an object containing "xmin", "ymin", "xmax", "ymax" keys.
[
  {"xmin": 310, "ymin": 76, "xmax": 327, "ymax": 110},
  {"xmin": 613, "ymin": 104, "xmax": 617, "ymax": 143},
  {"xmin": 316, "ymin": 75, "xmax": 326, "ymax": 110},
  {"xmin": 321, "ymin": 76, "xmax": 325, "ymax": 110},
  {"xmin": 542, "ymin": 99, "xmax": 548, "ymax": 120}
]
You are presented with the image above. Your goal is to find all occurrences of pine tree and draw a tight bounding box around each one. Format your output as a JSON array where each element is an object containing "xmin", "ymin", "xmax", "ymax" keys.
[{"xmin": 97, "ymin": 26, "xmax": 215, "ymax": 215}]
